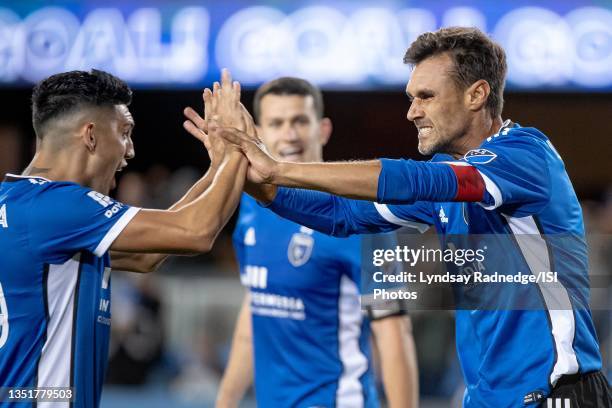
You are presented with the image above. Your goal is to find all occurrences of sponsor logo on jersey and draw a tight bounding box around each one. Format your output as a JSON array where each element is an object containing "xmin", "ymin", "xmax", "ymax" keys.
[
  {"xmin": 464, "ymin": 148, "xmax": 497, "ymax": 164},
  {"xmin": 523, "ymin": 390, "xmax": 544, "ymax": 404},
  {"xmin": 288, "ymin": 232, "xmax": 314, "ymax": 267}
]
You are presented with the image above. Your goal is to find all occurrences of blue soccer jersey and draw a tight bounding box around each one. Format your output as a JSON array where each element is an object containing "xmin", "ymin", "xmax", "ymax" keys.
[
  {"xmin": 262, "ymin": 121, "xmax": 603, "ymax": 407},
  {"xmin": 0, "ymin": 174, "xmax": 139, "ymax": 408},
  {"xmin": 233, "ymin": 194, "xmax": 378, "ymax": 408}
]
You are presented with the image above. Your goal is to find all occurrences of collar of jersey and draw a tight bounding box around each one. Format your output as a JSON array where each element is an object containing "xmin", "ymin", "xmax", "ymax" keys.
[{"xmin": 3, "ymin": 173, "xmax": 52, "ymax": 182}]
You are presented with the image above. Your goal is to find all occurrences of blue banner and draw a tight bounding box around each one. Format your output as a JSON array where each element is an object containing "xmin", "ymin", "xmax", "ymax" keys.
[{"xmin": 0, "ymin": 1, "xmax": 610, "ymax": 90}]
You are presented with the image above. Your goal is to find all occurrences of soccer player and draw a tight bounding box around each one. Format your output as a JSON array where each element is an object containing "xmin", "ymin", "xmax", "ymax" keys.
[
  {"xmin": 0, "ymin": 68, "xmax": 246, "ymax": 407},
  {"xmin": 215, "ymin": 78, "xmax": 418, "ymax": 408},
  {"xmin": 187, "ymin": 28, "xmax": 612, "ymax": 407}
]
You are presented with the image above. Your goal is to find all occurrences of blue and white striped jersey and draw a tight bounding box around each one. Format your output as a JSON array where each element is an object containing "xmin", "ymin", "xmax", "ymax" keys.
[
  {"xmin": 0, "ymin": 174, "xmax": 139, "ymax": 408},
  {"xmin": 233, "ymin": 195, "xmax": 378, "ymax": 408},
  {"xmin": 264, "ymin": 122, "xmax": 603, "ymax": 407}
]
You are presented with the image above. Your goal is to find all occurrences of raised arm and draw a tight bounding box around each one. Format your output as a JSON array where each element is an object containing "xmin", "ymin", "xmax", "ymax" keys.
[
  {"xmin": 111, "ymin": 77, "xmax": 231, "ymax": 272},
  {"xmin": 110, "ymin": 69, "xmax": 249, "ymax": 257}
]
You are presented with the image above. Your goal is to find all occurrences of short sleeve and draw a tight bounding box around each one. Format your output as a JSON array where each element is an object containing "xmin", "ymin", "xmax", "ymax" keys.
[
  {"xmin": 464, "ymin": 132, "xmax": 551, "ymax": 215},
  {"xmin": 28, "ymin": 183, "xmax": 140, "ymax": 263}
]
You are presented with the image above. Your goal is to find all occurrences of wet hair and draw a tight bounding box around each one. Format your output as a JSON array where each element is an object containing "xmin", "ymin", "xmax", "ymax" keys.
[
  {"xmin": 31, "ymin": 69, "xmax": 132, "ymax": 138},
  {"xmin": 404, "ymin": 27, "xmax": 507, "ymax": 117},
  {"xmin": 253, "ymin": 77, "xmax": 323, "ymax": 123}
]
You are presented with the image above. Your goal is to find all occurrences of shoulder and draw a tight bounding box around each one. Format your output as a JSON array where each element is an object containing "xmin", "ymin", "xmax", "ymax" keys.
[{"xmin": 482, "ymin": 121, "xmax": 549, "ymax": 150}]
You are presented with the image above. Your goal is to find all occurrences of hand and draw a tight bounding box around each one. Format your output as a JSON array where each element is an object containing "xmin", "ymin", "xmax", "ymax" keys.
[
  {"xmin": 211, "ymin": 68, "xmax": 244, "ymax": 130},
  {"xmin": 183, "ymin": 108, "xmax": 236, "ymax": 170},
  {"xmin": 216, "ymin": 126, "xmax": 278, "ymax": 184}
]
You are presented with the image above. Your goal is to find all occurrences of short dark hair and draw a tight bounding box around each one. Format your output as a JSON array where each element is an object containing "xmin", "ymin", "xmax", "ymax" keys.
[
  {"xmin": 404, "ymin": 27, "xmax": 507, "ymax": 118},
  {"xmin": 253, "ymin": 77, "xmax": 323, "ymax": 123},
  {"xmin": 31, "ymin": 69, "xmax": 132, "ymax": 137}
]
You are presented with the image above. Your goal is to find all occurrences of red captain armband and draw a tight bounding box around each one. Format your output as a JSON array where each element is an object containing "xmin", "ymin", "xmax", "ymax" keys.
[{"xmin": 448, "ymin": 164, "xmax": 486, "ymax": 202}]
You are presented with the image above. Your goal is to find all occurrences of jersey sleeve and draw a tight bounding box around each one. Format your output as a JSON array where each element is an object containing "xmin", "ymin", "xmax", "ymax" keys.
[
  {"xmin": 28, "ymin": 183, "xmax": 140, "ymax": 263},
  {"xmin": 266, "ymin": 187, "xmax": 432, "ymax": 237},
  {"xmin": 461, "ymin": 132, "xmax": 551, "ymax": 214},
  {"xmin": 376, "ymin": 130, "xmax": 551, "ymax": 216}
]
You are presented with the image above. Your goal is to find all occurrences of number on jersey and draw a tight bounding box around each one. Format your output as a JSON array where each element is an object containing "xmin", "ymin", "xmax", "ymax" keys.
[{"xmin": 0, "ymin": 282, "xmax": 9, "ymax": 348}]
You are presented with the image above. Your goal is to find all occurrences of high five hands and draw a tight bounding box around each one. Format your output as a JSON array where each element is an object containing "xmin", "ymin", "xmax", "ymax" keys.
[{"xmin": 182, "ymin": 68, "xmax": 280, "ymax": 186}]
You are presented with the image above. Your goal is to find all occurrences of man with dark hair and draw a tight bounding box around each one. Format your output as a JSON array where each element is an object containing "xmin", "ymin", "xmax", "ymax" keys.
[
  {"xmin": 216, "ymin": 77, "xmax": 418, "ymax": 408},
  {"xmin": 186, "ymin": 27, "xmax": 611, "ymax": 407},
  {"xmin": 0, "ymin": 68, "xmax": 246, "ymax": 408}
]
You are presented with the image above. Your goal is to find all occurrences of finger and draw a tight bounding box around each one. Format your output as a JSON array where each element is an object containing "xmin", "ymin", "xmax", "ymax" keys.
[
  {"xmin": 203, "ymin": 88, "xmax": 213, "ymax": 118},
  {"xmin": 221, "ymin": 68, "xmax": 232, "ymax": 90},
  {"xmin": 211, "ymin": 83, "xmax": 220, "ymax": 112},
  {"xmin": 183, "ymin": 120, "xmax": 208, "ymax": 143},
  {"xmin": 232, "ymin": 81, "xmax": 241, "ymax": 104},
  {"xmin": 184, "ymin": 107, "xmax": 207, "ymax": 129}
]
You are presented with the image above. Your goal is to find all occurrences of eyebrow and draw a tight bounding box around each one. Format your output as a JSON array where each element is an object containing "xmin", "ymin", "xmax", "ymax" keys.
[{"xmin": 406, "ymin": 88, "xmax": 435, "ymax": 101}]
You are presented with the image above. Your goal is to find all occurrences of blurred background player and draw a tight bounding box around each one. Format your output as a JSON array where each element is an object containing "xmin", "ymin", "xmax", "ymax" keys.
[
  {"xmin": 0, "ymin": 68, "xmax": 247, "ymax": 408},
  {"xmin": 215, "ymin": 78, "xmax": 418, "ymax": 408}
]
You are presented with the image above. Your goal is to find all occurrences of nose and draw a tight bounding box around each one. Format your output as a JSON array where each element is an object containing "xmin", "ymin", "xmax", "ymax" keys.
[
  {"xmin": 282, "ymin": 124, "xmax": 299, "ymax": 142},
  {"xmin": 125, "ymin": 136, "xmax": 135, "ymax": 160},
  {"xmin": 407, "ymin": 100, "xmax": 423, "ymax": 122}
]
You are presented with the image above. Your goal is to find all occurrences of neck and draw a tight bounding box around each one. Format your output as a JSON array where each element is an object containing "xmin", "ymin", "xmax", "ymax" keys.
[
  {"xmin": 448, "ymin": 115, "xmax": 503, "ymax": 159},
  {"xmin": 22, "ymin": 147, "xmax": 90, "ymax": 187}
]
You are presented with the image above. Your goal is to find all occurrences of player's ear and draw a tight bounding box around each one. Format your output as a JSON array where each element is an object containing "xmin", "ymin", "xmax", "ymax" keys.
[
  {"xmin": 466, "ymin": 79, "xmax": 490, "ymax": 112},
  {"xmin": 82, "ymin": 122, "xmax": 96, "ymax": 152},
  {"xmin": 319, "ymin": 117, "xmax": 332, "ymax": 147}
]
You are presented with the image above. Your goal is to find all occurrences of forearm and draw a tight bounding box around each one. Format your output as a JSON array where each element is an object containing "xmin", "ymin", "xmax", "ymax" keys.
[
  {"xmin": 266, "ymin": 187, "xmax": 398, "ymax": 237},
  {"xmin": 111, "ymin": 166, "xmax": 219, "ymax": 272},
  {"xmin": 169, "ymin": 165, "xmax": 218, "ymax": 210},
  {"xmin": 217, "ymin": 295, "xmax": 253, "ymax": 407},
  {"xmin": 372, "ymin": 316, "xmax": 419, "ymax": 408},
  {"xmin": 272, "ymin": 160, "xmax": 381, "ymax": 200},
  {"xmin": 181, "ymin": 151, "xmax": 247, "ymax": 246}
]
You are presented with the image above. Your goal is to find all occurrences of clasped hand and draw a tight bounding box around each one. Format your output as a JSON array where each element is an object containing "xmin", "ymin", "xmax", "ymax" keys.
[{"xmin": 182, "ymin": 68, "xmax": 279, "ymax": 185}]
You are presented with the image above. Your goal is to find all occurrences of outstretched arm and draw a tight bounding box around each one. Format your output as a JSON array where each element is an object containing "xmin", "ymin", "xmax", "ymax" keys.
[{"xmin": 215, "ymin": 127, "xmax": 485, "ymax": 205}]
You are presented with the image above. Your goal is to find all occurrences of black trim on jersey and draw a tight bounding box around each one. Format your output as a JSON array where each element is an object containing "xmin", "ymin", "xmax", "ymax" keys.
[
  {"xmin": 533, "ymin": 215, "xmax": 581, "ymax": 377},
  {"xmin": 69, "ymin": 255, "xmax": 84, "ymax": 408},
  {"xmin": 499, "ymin": 214, "xmax": 558, "ymax": 391},
  {"xmin": 32, "ymin": 264, "xmax": 50, "ymax": 408}
]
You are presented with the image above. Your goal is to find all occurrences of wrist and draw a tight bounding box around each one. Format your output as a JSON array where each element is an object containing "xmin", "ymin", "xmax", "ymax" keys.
[{"xmin": 270, "ymin": 161, "xmax": 286, "ymax": 184}]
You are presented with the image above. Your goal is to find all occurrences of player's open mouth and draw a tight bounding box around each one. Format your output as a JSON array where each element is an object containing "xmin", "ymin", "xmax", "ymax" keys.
[
  {"xmin": 278, "ymin": 147, "xmax": 304, "ymax": 160},
  {"xmin": 417, "ymin": 126, "xmax": 433, "ymax": 137}
]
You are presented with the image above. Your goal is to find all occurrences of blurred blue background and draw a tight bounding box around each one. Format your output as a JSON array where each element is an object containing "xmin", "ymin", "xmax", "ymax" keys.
[{"xmin": 0, "ymin": 0, "xmax": 611, "ymax": 90}]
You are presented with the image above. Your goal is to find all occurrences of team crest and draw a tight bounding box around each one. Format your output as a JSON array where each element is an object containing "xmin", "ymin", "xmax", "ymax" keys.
[
  {"xmin": 464, "ymin": 148, "xmax": 497, "ymax": 164},
  {"xmin": 287, "ymin": 232, "xmax": 314, "ymax": 267}
]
